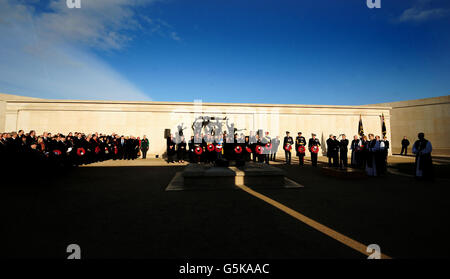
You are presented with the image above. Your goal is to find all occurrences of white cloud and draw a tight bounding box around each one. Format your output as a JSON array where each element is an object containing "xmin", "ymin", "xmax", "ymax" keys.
[
  {"xmin": 39, "ymin": 0, "xmax": 153, "ymax": 50},
  {"xmin": 397, "ymin": 0, "xmax": 450, "ymax": 23},
  {"xmin": 170, "ymin": 31, "xmax": 181, "ymax": 41},
  {"xmin": 0, "ymin": 0, "xmax": 176, "ymax": 101},
  {"xmin": 398, "ymin": 7, "xmax": 449, "ymax": 22}
]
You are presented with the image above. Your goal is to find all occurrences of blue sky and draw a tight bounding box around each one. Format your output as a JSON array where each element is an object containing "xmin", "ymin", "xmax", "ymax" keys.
[{"xmin": 0, "ymin": 0, "xmax": 449, "ymax": 105}]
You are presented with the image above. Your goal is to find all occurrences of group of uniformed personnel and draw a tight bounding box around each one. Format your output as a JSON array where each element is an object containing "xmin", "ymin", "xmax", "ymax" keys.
[
  {"xmin": 168, "ymin": 129, "xmax": 399, "ymax": 178},
  {"xmin": 283, "ymin": 131, "xmax": 321, "ymax": 166},
  {"xmin": 166, "ymin": 131, "xmax": 282, "ymax": 164},
  {"xmin": 166, "ymin": 130, "xmax": 327, "ymax": 168}
]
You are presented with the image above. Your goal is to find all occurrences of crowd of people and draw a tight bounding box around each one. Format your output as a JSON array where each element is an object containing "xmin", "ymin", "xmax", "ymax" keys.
[
  {"xmin": 1, "ymin": 128, "xmax": 433, "ymax": 181},
  {"xmin": 166, "ymin": 130, "xmax": 433, "ymax": 179},
  {"xmin": 0, "ymin": 130, "xmax": 150, "ymax": 175},
  {"xmin": 347, "ymin": 134, "xmax": 390, "ymax": 176},
  {"xmin": 165, "ymin": 130, "xmax": 389, "ymax": 171}
]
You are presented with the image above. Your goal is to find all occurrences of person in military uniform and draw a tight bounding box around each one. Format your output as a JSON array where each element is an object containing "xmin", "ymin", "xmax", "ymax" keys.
[
  {"xmin": 205, "ymin": 134, "xmax": 216, "ymax": 163},
  {"xmin": 308, "ymin": 133, "xmax": 320, "ymax": 167},
  {"xmin": 256, "ymin": 132, "xmax": 264, "ymax": 163},
  {"xmin": 295, "ymin": 132, "xmax": 307, "ymax": 166},
  {"xmin": 339, "ymin": 134, "xmax": 349, "ymax": 169},
  {"xmin": 244, "ymin": 135, "xmax": 251, "ymax": 161},
  {"xmin": 283, "ymin": 131, "xmax": 294, "ymax": 164},
  {"xmin": 193, "ymin": 133, "xmax": 203, "ymax": 163},
  {"xmin": 250, "ymin": 131, "xmax": 257, "ymax": 162}
]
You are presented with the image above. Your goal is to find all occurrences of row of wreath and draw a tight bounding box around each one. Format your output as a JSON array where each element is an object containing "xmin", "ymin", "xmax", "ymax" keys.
[
  {"xmin": 49, "ymin": 144, "xmax": 320, "ymax": 157},
  {"xmin": 187, "ymin": 143, "xmax": 319, "ymax": 155},
  {"xmin": 49, "ymin": 146, "xmax": 119, "ymax": 157}
]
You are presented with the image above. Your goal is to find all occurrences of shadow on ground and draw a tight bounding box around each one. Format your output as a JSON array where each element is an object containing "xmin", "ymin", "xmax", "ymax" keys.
[{"xmin": 1, "ymin": 160, "xmax": 449, "ymax": 259}]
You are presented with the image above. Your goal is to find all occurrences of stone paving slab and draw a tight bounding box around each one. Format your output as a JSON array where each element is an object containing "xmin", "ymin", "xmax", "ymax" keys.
[{"xmin": 166, "ymin": 164, "xmax": 303, "ymax": 191}]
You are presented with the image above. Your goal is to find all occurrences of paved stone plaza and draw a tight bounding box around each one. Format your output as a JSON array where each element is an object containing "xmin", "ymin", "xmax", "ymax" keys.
[{"xmin": 1, "ymin": 156, "xmax": 449, "ymax": 258}]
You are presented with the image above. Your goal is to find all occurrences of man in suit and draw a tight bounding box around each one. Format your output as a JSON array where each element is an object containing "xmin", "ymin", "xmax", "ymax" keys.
[
  {"xmin": 326, "ymin": 134, "xmax": 334, "ymax": 167},
  {"xmin": 332, "ymin": 135, "xmax": 340, "ymax": 167},
  {"xmin": 26, "ymin": 130, "xmax": 37, "ymax": 146},
  {"xmin": 401, "ymin": 136, "xmax": 409, "ymax": 156},
  {"xmin": 380, "ymin": 136, "xmax": 390, "ymax": 174},
  {"xmin": 339, "ymin": 134, "xmax": 349, "ymax": 169},
  {"xmin": 141, "ymin": 135, "xmax": 149, "ymax": 159},
  {"xmin": 283, "ymin": 131, "xmax": 294, "ymax": 164},
  {"xmin": 118, "ymin": 135, "xmax": 126, "ymax": 159}
]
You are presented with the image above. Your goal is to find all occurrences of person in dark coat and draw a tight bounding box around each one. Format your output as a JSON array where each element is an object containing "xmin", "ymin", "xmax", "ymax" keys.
[
  {"xmin": 339, "ymin": 134, "xmax": 349, "ymax": 169},
  {"xmin": 350, "ymin": 135, "xmax": 360, "ymax": 167},
  {"xmin": 380, "ymin": 136, "xmax": 390, "ymax": 174},
  {"xmin": 166, "ymin": 135, "xmax": 176, "ymax": 163},
  {"xmin": 401, "ymin": 136, "xmax": 410, "ymax": 156},
  {"xmin": 249, "ymin": 131, "xmax": 257, "ymax": 162},
  {"xmin": 177, "ymin": 136, "xmax": 187, "ymax": 163},
  {"xmin": 360, "ymin": 135, "xmax": 368, "ymax": 169},
  {"xmin": 188, "ymin": 136, "xmax": 195, "ymax": 162},
  {"xmin": 141, "ymin": 135, "xmax": 149, "ymax": 159},
  {"xmin": 332, "ymin": 136, "xmax": 340, "ymax": 167},
  {"xmin": 326, "ymin": 134, "xmax": 335, "ymax": 167}
]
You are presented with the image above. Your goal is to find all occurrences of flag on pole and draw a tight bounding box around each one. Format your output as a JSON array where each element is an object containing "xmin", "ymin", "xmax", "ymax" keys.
[
  {"xmin": 381, "ymin": 113, "xmax": 387, "ymax": 137},
  {"xmin": 358, "ymin": 115, "xmax": 364, "ymax": 137}
]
